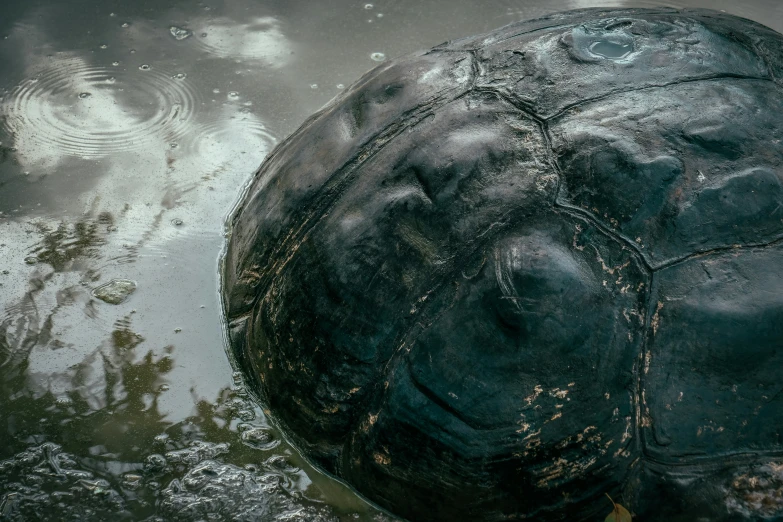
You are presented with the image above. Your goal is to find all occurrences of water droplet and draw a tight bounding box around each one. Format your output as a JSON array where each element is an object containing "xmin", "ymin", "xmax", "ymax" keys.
[
  {"xmin": 92, "ymin": 279, "xmax": 137, "ymax": 305},
  {"xmin": 364, "ymin": 3, "xmax": 374, "ymax": 9},
  {"xmin": 121, "ymin": 22, "xmax": 130, "ymax": 28},
  {"xmin": 139, "ymin": 64, "xmax": 150, "ymax": 71},
  {"xmin": 310, "ymin": 84, "xmax": 318, "ymax": 89},
  {"xmin": 24, "ymin": 256, "xmax": 38, "ymax": 265},
  {"xmin": 370, "ymin": 52, "xmax": 386, "ymax": 62},
  {"xmin": 99, "ymin": 44, "xmax": 108, "ymax": 49},
  {"xmin": 169, "ymin": 26, "xmax": 192, "ymax": 40},
  {"xmin": 171, "ymin": 218, "xmax": 183, "ymax": 226},
  {"xmin": 336, "ymin": 83, "xmax": 345, "ymax": 89},
  {"xmin": 228, "ymin": 91, "xmax": 239, "ymax": 99},
  {"xmin": 588, "ymin": 40, "xmax": 634, "ymax": 60},
  {"xmin": 78, "ymin": 92, "xmax": 92, "ymax": 99},
  {"xmin": 112, "ymin": 61, "xmax": 120, "ymax": 66}
]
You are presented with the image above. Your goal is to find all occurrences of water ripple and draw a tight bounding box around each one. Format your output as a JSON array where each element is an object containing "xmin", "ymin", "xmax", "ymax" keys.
[{"xmin": 1, "ymin": 57, "xmax": 201, "ymax": 162}]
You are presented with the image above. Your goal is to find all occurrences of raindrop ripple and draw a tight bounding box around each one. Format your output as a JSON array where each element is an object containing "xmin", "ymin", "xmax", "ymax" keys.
[{"xmin": 1, "ymin": 58, "xmax": 201, "ymax": 159}]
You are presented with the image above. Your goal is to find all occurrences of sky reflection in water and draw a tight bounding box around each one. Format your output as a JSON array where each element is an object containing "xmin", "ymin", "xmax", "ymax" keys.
[{"xmin": 0, "ymin": 0, "xmax": 781, "ymax": 520}]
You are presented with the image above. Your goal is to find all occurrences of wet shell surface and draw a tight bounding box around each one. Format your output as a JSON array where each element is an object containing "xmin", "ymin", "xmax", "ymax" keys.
[{"xmin": 223, "ymin": 8, "xmax": 783, "ymax": 521}]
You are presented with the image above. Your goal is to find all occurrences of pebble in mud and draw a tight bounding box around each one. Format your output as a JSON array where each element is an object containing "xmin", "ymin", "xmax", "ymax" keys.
[{"xmin": 92, "ymin": 279, "xmax": 137, "ymax": 305}]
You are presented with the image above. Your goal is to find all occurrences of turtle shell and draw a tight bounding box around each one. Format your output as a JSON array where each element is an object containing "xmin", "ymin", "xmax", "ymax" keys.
[{"xmin": 223, "ymin": 8, "xmax": 783, "ymax": 521}]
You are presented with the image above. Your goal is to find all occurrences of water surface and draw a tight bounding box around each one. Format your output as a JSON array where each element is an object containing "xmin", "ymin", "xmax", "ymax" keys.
[{"xmin": 1, "ymin": 0, "xmax": 781, "ymax": 520}]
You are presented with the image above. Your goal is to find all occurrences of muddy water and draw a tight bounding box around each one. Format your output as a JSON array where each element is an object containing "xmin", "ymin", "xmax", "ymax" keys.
[{"xmin": 0, "ymin": 0, "xmax": 780, "ymax": 520}]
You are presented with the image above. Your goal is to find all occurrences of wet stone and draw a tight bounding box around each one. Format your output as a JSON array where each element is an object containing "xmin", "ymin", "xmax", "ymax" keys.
[{"xmin": 91, "ymin": 279, "xmax": 137, "ymax": 305}]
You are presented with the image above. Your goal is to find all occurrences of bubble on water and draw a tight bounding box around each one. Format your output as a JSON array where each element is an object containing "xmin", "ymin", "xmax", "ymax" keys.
[
  {"xmin": 92, "ymin": 279, "xmax": 137, "ymax": 304},
  {"xmin": 336, "ymin": 83, "xmax": 345, "ymax": 89},
  {"xmin": 228, "ymin": 91, "xmax": 239, "ymax": 99},
  {"xmin": 377, "ymin": 13, "xmax": 384, "ymax": 18},
  {"xmin": 171, "ymin": 218, "xmax": 183, "ymax": 226},
  {"xmin": 370, "ymin": 52, "xmax": 386, "ymax": 61},
  {"xmin": 112, "ymin": 61, "xmax": 120, "ymax": 66},
  {"xmin": 109, "ymin": 12, "xmax": 116, "ymax": 17},
  {"xmin": 122, "ymin": 473, "xmax": 143, "ymax": 490},
  {"xmin": 121, "ymin": 22, "xmax": 130, "ymax": 28},
  {"xmin": 310, "ymin": 83, "xmax": 318, "ymax": 89},
  {"xmin": 99, "ymin": 44, "xmax": 108, "ymax": 49},
  {"xmin": 159, "ymin": 384, "xmax": 170, "ymax": 391},
  {"xmin": 212, "ymin": 88, "xmax": 220, "ymax": 94},
  {"xmin": 240, "ymin": 427, "xmax": 278, "ymax": 450},
  {"xmin": 174, "ymin": 327, "xmax": 182, "ymax": 333},
  {"xmin": 172, "ymin": 72, "xmax": 187, "ymax": 80},
  {"xmin": 169, "ymin": 26, "xmax": 192, "ymax": 40},
  {"xmin": 55, "ymin": 396, "xmax": 73, "ymax": 406},
  {"xmin": 129, "ymin": 49, "xmax": 136, "ymax": 53},
  {"xmin": 139, "ymin": 64, "xmax": 150, "ymax": 71},
  {"xmin": 200, "ymin": 32, "xmax": 208, "ymax": 37},
  {"xmin": 24, "ymin": 256, "xmax": 38, "ymax": 265},
  {"xmin": 78, "ymin": 92, "xmax": 91, "ymax": 99},
  {"xmin": 166, "ymin": 441, "xmax": 229, "ymax": 466},
  {"xmin": 170, "ymin": 142, "xmax": 178, "ymax": 148},
  {"xmin": 364, "ymin": 3, "xmax": 374, "ymax": 9}
]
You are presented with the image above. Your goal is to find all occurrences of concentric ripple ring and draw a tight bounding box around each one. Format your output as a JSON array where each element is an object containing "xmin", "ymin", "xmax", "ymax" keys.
[{"xmin": 1, "ymin": 57, "xmax": 201, "ymax": 159}]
